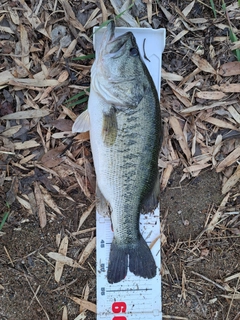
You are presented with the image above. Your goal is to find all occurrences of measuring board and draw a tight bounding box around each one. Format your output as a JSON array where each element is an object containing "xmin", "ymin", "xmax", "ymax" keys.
[{"xmin": 95, "ymin": 26, "xmax": 166, "ymax": 320}]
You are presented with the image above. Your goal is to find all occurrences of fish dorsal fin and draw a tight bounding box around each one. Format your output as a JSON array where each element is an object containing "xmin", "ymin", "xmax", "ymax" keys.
[{"xmin": 72, "ymin": 109, "xmax": 90, "ymax": 133}]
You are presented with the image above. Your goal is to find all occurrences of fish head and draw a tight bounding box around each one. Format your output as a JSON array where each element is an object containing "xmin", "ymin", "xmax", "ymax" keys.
[{"xmin": 93, "ymin": 22, "xmax": 148, "ymax": 108}]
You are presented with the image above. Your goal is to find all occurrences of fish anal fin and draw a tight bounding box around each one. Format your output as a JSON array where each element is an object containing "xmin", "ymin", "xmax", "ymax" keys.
[
  {"xmin": 96, "ymin": 184, "xmax": 110, "ymax": 217},
  {"xmin": 141, "ymin": 174, "xmax": 160, "ymax": 213},
  {"xmin": 72, "ymin": 109, "xmax": 90, "ymax": 133},
  {"xmin": 102, "ymin": 107, "xmax": 117, "ymax": 146}
]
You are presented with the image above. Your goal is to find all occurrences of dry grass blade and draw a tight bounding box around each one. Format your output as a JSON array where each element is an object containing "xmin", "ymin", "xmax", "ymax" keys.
[{"xmin": 191, "ymin": 271, "xmax": 226, "ymax": 291}]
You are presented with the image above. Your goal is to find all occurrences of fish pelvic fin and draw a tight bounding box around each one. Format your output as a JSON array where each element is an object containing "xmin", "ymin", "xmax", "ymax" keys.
[
  {"xmin": 129, "ymin": 234, "xmax": 156, "ymax": 279},
  {"xmin": 72, "ymin": 109, "xmax": 90, "ymax": 133},
  {"xmin": 107, "ymin": 238, "xmax": 128, "ymax": 284},
  {"xmin": 107, "ymin": 235, "xmax": 156, "ymax": 284}
]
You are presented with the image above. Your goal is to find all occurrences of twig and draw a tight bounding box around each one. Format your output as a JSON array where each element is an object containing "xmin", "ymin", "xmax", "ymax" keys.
[
  {"xmin": 191, "ymin": 271, "xmax": 226, "ymax": 291},
  {"xmin": 4, "ymin": 246, "xmax": 14, "ymax": 267},
  {"xmin": 163, "ymin": 316, "xmax": 188, "ymax": 319},
  {"xmin": 25, "ymin": 275, "xmax": 50, "ymax": 320},
  {"xmin": 28, "ymin": 285, "xmax": 41, "ymax": 309},
  {"xmin": 226, "ymin": 275, "xmax": 240, "ymax": 320}
]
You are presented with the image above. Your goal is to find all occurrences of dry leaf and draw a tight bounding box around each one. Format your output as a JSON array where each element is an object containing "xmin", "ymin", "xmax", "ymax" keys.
[
  {"xmin": 34, "ymin": 181, "xmax": 46, "ymax": 228},
  {"xmin": 204, "ymin": 116, "xmax": 238, "ymax": 131},
  {"xmin": 48, "ymin": 252, "xmax": 84, "ymax": 269},
  {"xmin": 169, "ymin": 117, "xmax": 191, "ymax": 160},
  {"xmin": 219, "ymin": 61, "xmax": 240, "ymax": 76},
  {"xmin": 1, "ymin": 109, "xmax": 50, "ymax": 120},
  {"xmin": 211, "ymin": 83, "xmax": 240, "ymax": 93},
  {"xmin": 191, "ymin": 53, "xmax": 216, "ymax": 74},
  {"xmin": 41, "ymin": 145, "xmax": 66, "ymax": 168},
  {"xmin": 206, "ymin": 193, "xmax": 229, "ymax": 233},
  {"xmin": 78, "ymin": 237, "xmax": 96, "ymax": 265},
  {"xmin": 160, "ymin": 163, "xmax": 173, "ymax": 191},
  {"xmin": 40, "ymin": 185, "xmax": 64, "ymax": 216},
  {"xmin": 195, "ymin": 91, "xmax": 226, "ymax": 100},
  {"xmin": 167, "ymin": 81, "xmax": 192, "ymax": 107},
  {"xmin": 62, "ymin": 306, "xmax": 68, "ymax": 320},
  {"xmin": 77, "ymin": 202, "xmax": 95, "ymax": 231},
  {"xmin": 59, "ymin": 0, "xmax": 85, "ymax": 32},
  {"xmin": 161, "ymin": 69, "xmax": 183, "ymax": 81},
  {"xmin": 70, "ymin": 296, "xmax": 96, "ymax": 313},
  {"xmin": 19, "ymin": 0, "xmax": 49, "ymax": 37},
  {"xmin": 216, "ymin": 146, "xmax": 240, "ymax": 172},
  {"xmin": 222, "ymin": 165, "xmax": 240, "ymax": 194},
  {"xmin": 55, "ymin": 236, "xmax": 68, "ymax": 283},
  {"xmin": 228, "ymin": 106, "xmax": 240, "ymax": 124}
]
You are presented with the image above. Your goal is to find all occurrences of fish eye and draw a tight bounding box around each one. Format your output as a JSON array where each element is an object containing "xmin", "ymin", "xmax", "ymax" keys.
[{"xmin": 129, "ymin": 47, "xmax": 139, "ymax": 57}]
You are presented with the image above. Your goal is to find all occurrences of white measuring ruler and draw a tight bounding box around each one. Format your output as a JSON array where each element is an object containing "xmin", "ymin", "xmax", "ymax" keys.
[{"xmin": 94, "ymin": 26, "xmax": 166, "ymax": 320}]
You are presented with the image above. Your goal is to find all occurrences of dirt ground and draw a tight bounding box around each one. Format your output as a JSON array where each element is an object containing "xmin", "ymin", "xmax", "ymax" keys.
[{"xmin": 1, "ymin": 0, "xmax": 240, "ymax": 319}]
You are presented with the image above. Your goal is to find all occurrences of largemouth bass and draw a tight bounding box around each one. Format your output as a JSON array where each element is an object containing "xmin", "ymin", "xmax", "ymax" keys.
[{"xmin": 72, "ymin": 22, "xmax": 162, "ymax": 283}]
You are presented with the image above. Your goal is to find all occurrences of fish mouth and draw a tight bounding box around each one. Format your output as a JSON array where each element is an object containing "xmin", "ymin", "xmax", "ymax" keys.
[{"xmin": 105, "ymin": 21, "xmax": 134, "ymax": 57}]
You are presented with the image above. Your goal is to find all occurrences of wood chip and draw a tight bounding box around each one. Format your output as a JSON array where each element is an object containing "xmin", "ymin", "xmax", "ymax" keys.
[{"xmin": 78, "ymin": 237, "xmax": 96, "ymax": 265}]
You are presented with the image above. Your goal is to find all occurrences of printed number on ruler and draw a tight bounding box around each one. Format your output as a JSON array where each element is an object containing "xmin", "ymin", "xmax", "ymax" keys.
[{"xmin": 112, "ymin": 302, "xmax": 127, "ymax": 319}]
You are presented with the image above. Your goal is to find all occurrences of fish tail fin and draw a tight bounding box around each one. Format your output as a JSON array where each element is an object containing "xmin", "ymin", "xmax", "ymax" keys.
[
  {"xmin": 107, "ymin": 235, "xmax": 156, "ymax": 284},
  {"xmin": 129, "ymin": 234, "xmax": 156, "ymax": 279},
  {"xmin": 107, "ymin": 238, "xmax": 128, "ymax": 284}
]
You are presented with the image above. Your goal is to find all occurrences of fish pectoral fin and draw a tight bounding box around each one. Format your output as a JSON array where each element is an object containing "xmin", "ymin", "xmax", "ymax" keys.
[
  {"xmin": 72, "ymin": 109, "xmax": 90, "ymax": 133},
  {"xmin": 141, "ymin": 174, "xmax": 160, "ymax": 213},
  {"xmin": 102, "ymin": 107, "xmax": 118, "ymax": 146},
  {"xmin": 96, "ymin": 184, "xmax": 110, "ymax": 217}
]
